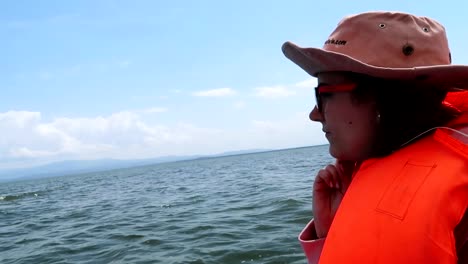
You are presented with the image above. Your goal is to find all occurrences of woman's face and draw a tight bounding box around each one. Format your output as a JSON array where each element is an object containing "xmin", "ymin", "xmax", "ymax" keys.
[{"xmin": 310, "ymin": 72, "xmax": 379, "ymax": 161}]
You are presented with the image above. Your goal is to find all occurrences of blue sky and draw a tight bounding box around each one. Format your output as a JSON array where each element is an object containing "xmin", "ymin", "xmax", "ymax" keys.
[{"xmin": 2, "ymin": 0, "xmax": 467, "ymax": 169}]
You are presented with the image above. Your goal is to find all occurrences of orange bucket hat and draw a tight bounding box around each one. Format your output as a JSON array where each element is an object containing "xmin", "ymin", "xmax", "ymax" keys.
[{"xmin": 282, "ymin": 11, "xmax": 468, "ymax": 91}]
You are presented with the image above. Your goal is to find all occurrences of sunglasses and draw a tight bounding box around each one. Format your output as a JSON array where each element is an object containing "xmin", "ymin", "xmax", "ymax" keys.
[{"xmin": 315, "ymin": 83, "xmax": 357, "ymax": 112}]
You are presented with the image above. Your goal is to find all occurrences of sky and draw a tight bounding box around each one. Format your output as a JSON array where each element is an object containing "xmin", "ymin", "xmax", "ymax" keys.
[{"xmin": 2, "ymin": 0, "xmax": 468, "ymax": 169}]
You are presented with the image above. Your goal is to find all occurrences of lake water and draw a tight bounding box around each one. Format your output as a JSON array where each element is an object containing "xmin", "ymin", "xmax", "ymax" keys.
[{"xmin": 0, "ymin": 145, "xmax": 332, "ymax": 264}]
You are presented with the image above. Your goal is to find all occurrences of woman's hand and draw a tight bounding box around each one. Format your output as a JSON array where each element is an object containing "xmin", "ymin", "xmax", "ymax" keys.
[{"xmin": 312, "ymin": 160, "xmax": 355, "ymax": 238}]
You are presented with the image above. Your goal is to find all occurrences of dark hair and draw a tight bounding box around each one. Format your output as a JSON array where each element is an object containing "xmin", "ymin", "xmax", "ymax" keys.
[{"xmin": 349, "ymin": 74, "xmax": 460, "ymax": 157}]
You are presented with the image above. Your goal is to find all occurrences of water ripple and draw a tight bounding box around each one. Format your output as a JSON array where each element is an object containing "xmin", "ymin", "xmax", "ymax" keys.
[{"xmin": 0, "ymin": 145, "xmax": 328, "ymax": 264}]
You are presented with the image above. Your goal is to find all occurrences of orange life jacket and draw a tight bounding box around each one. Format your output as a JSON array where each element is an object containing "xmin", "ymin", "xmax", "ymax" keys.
[{"xmin": 318, "ymin": 125, "xmax": 468, "ymax": 263}]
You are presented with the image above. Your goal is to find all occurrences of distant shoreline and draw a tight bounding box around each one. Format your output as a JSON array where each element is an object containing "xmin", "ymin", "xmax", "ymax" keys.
[{"xmin": 0, "ymin": 144, "xmax": 329, "ymax": 183}]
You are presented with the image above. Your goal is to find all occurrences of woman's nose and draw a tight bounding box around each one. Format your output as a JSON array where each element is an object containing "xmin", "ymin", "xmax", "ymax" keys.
[{"xmin": 309, "ymin": 106, "xmax": 322, "ymax": 122}]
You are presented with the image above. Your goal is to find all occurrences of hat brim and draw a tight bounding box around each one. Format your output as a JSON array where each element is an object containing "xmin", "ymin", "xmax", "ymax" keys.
[{"xmin": 282, "ymin": 41, "xmax": 468, "ymax": 91}]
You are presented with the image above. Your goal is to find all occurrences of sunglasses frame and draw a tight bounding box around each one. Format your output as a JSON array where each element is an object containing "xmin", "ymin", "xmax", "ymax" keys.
[{"xmin": 314, "ymin": 83, "xmax": 358, "ymax": 112}]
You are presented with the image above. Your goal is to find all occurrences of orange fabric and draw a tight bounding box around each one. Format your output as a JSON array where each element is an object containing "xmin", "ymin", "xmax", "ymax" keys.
[
  {"xmin": 300, "ymin": 95, "xmax": 468, "ymax": 263},
  {"xmin": 316, "ymin": 129, "xmax": 468, "ymax": 263},
  {"xmin": 445, "ymin": 91, "xmax": 468, "ymax": 127},
  {"xmin": 446, "ymin": 91, "xmax": 468, "ymax": 112}
]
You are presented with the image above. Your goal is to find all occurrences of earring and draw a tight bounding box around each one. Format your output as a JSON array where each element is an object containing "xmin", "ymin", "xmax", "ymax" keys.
[{"xmin": 376, "ymin": 113, "xmax": 381, "ymax": 123}]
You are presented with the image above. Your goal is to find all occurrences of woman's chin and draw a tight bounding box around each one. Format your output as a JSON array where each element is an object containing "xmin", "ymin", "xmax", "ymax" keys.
[
  {"xmin": 328, "ymin": 144, "xmax": 351, "ymax": 160},
  {"xmin": 328, "ymin": 144, "xmax": 340, "ymax": 159}
]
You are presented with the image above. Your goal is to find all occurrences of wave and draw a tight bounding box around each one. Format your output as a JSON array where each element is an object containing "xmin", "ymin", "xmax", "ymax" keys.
[{"xmin": 0, "ymin": 191, "xmax": 43, "ymax": 202}]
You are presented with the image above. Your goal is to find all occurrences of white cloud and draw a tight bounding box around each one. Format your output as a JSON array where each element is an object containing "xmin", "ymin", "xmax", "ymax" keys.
[
  {"xmin": 295, "ymin": 78, "xmax": 317, "ymax": 88},
  {"xmin": 0, "ymin": 78, "xmax": 327, "ymax": 170},
  {"xmin": 0, "ymin": 110, "xmax": 227, "ymax": 168},
  {"xmin": 9, "ymin": 147, "xmax": 58, "ymax": 158},
  {"xmin": 193, "ymin": 88, "xmax": 236, "ymax": 97},
  {"xmin": 0, "ymin": 109, "xmax": 324, "ymax": 164},
  {"xmin": 0, "ymin": 111, "xmax": 41, "ymax": 129},
  {"xmin": 254, "ymin": 86, "xmax": 296, "ymax": 98}
]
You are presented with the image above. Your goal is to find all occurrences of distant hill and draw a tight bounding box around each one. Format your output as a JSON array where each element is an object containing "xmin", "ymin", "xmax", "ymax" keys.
[
  {"xmin": 0, "ymin": 149, "xmax": 272, "ymax": 182},
  {"xmin": 207, "ymin": 149, "xmax": 269, "ymax": 157}
]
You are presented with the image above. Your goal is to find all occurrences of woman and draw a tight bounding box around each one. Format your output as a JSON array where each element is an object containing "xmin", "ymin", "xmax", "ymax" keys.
[{"xmin": 282, "ymin": 11, "xmax": 468, "ymax": 263}]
